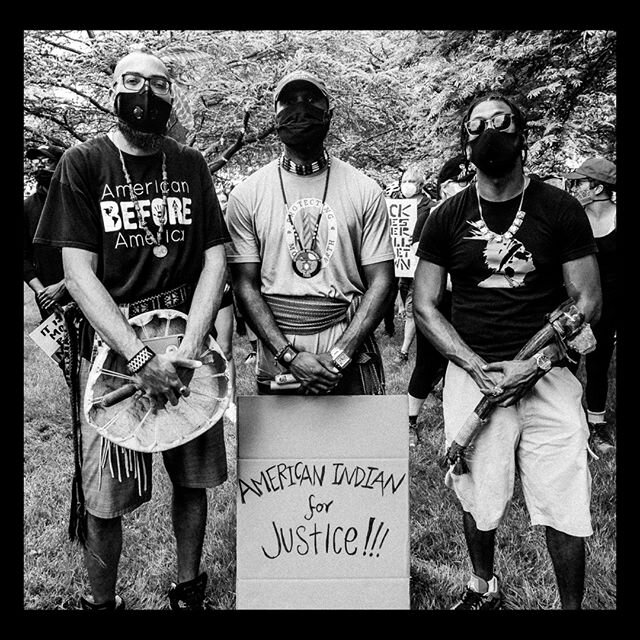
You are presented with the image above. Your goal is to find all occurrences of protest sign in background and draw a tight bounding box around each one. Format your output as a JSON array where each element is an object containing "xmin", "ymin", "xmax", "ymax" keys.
[
  {"xmin": 236, "ymin": 395, "xmax": 409, "ymax": 609},
  {"xmin": 386, "ymin": 198, "xmax": 418, "ymax": 277},
  {"xmin": 28, "ymin": 311, "xmax": 64, "ymax": 364}
]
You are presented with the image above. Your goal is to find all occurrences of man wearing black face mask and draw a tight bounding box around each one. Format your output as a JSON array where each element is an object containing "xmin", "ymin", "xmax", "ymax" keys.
[
  {"xmin": 226, "ymin": 70, "xmax": 395, "ymax": 396},
  {"xmin": 34, "ymin": 49, "xmax": 230, "ymax": 611},
  {"xmin": 24, "ymin": 145, "xmax": 70, "ymax": 319},
  {"xmin": 413, "ymin": 94, "xmax": 602, "ymax": 610}
]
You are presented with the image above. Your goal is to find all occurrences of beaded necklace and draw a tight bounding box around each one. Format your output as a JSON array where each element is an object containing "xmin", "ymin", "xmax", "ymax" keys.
[
  {"xmin": 475, "ymin": 178, "xmax": 528, "ymax": 243},
  {"xmin": 117, "ymin": 148, "xmax": 169, "ymax": 258}
]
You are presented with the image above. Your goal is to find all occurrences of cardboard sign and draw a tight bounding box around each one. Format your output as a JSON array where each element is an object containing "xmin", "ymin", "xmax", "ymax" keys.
[
  {"xmin": 386, "ymin": 198, "xmax": 418, "ymax": 277},
  {"xmin": 236, "ymin": 395, "xmax": 409, "ymax": 609},
  {"xmin": 28, "ymin": 311, "xmax": 65, "ymax": 364}
]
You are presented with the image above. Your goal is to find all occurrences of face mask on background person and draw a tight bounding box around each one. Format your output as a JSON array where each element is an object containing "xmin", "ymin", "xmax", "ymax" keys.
[
  {"xmin": 275, "ymin": 102, "xmax": 330, "ymax": 149},
  {"xmin": 573, "ymin": 180, "xmax": 603, "ymax": 206},
  {"xmin": 115, "ymin": 86, "xmax": 172, "ymax": 134},
  {"xmin": 470, "ymin": 129, "xmax": 524, "ymax": 177},
  {"xmin": 34, "ymin": 169, "xmax": 54, "ymax": 188},
  {"xmin": 400, "ymin": 181, "xmax": 420, "ymax": 198}
]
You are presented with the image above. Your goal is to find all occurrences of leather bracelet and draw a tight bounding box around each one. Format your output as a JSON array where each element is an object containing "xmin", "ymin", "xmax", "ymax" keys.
[
  {"xmin": 126, "ymin": 345, "xmax": 156, "ymax": 375},
  {"xmin": 274, "ymin": 343, "xmax": 299, "ymax": 367}
]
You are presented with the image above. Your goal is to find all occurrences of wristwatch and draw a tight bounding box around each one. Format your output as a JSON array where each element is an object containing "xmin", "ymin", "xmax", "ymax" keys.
[
  {"xmin": 330, "ymin": 346, "xmax": 352, "ymax": 372},
  {"xmin": 533, "ymin": 351, "xmax": 552, "ymax": 372},
  {"xmin": 274, "ymin": 343, "xmax": 299, "ymax": 368}
]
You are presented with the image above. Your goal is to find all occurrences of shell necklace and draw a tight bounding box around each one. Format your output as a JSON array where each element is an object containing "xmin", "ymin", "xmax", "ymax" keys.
[
  {"xmin": 475, "ymin": 177, "xmax": 528, "ymax": 243},
  {"xmin": 117, "ymin": 147, "xmax": 169, "ymax": 258}
]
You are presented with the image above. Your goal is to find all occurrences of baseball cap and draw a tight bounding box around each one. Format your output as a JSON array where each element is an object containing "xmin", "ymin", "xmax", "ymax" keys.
[
  {"xmin": 437, "ymin": 154, "xmax": 474, "ymax": 189},
  {"xmin": 26, "ymin": 145, "xmax": 65, "ymax": 162},
  {"xmin": 273, "ymin": 70, "xmax": 332, "ymax": 109},
  {"xmin": 563, "ymin": 157, "xmax": 616, "ymax": 185}
]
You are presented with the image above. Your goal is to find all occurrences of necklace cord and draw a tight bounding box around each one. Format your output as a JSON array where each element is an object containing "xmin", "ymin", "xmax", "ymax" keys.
[
  {"xmin": 278, "ymin": 160, "xmax": 331, "ymax": 253},
  {"xmin": 118, "ymin": 148, "xmax": 168, "ymax": 247}
]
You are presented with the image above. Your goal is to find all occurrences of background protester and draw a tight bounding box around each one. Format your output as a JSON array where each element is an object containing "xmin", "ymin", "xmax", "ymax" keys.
[
  {"xmin": 564, "ymin": 157, "xmax": 617, "ymax": 453},
  {"xmin": 393, "ymin": 164, "xmax": 436, "ymax": 366},
  {"xmin": 24, "ymin": 144, "xmax": 70, "ymax": 320},
  {"xmin": 406, "ymin": 155, "xmax": 474, "ymax": 446}
]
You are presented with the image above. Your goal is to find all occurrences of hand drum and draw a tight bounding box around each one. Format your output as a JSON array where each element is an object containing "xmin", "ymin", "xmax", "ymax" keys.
[{"xmin": 83, "ymin": 309, "xmax": 231, "ymax": 453}]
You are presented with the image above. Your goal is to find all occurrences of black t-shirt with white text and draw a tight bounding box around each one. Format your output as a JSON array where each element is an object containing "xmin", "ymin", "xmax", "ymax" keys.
[
  {"xmin": 416, "ymin": 179, "xmax": 597, "ymax": 361},
  {"xmin": 34, "ymin": 135, "xmax": 229, "ymax": 304}
]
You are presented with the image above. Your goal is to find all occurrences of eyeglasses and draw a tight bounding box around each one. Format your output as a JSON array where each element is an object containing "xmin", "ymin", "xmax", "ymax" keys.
[
  {"xmin": 118, "ymin": 72, "xmax": 171, "ymax": 96},
  {"xmin": 465, "ymin": 113, "xmax": 515, "ymax": 136}
]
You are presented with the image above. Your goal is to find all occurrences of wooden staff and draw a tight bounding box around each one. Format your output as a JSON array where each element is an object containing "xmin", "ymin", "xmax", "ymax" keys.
[{"xmin": 445, "ymin": 298, "xmax": 587, "ymax": 475}]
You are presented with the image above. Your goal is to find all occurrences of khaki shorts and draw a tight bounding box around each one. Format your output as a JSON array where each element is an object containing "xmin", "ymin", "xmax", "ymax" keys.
[
  {"xmin": 79, "ymin": 358, "xmax": 228, "ymax": 519},
  {"xmin": 442, "ymin": 363, "xmax": 592, "ymax": 537}
]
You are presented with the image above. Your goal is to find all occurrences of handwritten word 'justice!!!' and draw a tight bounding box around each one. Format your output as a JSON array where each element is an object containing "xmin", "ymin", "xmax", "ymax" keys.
[
  {"xmin": 238, "ymin": 461, "xmax": 406, "ymax": 504},
  {"xmin": 262, "ymin": 515, "xmax": 391, "ymax": 559}
]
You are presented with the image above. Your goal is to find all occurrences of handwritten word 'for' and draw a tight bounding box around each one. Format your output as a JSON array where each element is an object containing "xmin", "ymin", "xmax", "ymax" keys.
[
  {"xmin": 239, "ymin": 462, "xmax": 406, "ymax": 504},
  {"xmin": 261, "ymin": 517, "xmax": 390, "ymax": 559}
]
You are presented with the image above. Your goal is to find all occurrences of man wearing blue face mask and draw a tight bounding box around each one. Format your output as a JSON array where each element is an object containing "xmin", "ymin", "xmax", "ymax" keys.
[
  {"xmin": 226, "ymin": 70, "xmax": 395, "ymax": 396},
  {"xmin": 34, "ymin": 48, "xmax": 230, "ymax": 611},
  {"xmin": 413, "ymin": 94, "xmax": 601, "ymax": 610}
]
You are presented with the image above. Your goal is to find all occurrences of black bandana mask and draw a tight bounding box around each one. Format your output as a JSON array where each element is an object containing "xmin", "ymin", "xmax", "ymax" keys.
[
  {"xmin": 115, "ymin": 88, "xmax": 172, "ymax": 134},
  {"xmin": 275, "ymin": 102, "xmax": 331, "ymax": 149},
  {"xmin": 469, "ymin": 129, "xmax": 524, "ymax": 177},
  {"xmin": 34, "ymin": 169, "xmax": 54, "ymax": 188}
]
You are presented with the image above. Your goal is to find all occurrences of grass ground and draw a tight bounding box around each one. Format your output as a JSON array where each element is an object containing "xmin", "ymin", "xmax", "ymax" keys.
[{"xmin": 23, "ymin": 286, "xmax": 616, "ymax": 610}]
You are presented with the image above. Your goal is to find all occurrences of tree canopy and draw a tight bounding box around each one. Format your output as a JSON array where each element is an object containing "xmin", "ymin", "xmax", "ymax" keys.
[{"xmin": 24, "ymin": 29, "xmax": 616, "ymax": 192}]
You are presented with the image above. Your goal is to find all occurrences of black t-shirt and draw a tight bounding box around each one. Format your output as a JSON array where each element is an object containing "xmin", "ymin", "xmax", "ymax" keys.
[
  {"xmin": 24, "ymin": 186, "xmax": 66, "ymax": 288},
  {"xmin": 411, "ymin": 196, "xmax": 438, "ymax": 245},
  {"xmin": 416, "ymin": 179, "xmax": 597, "ymax": 361},
  {"xmin": 34, "ymin": 135, "xmax": 230, "ymax": 304}
]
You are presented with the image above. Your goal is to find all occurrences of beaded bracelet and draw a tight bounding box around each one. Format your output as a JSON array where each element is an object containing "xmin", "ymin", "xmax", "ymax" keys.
[{"xmin": 126, "ymin": 345, "xmax": 156, "ymax": 375}]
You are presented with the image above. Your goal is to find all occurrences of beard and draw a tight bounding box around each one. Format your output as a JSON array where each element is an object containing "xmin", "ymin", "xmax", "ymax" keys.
[{"xmin": 117, "ymin": 119, "xmax": 165, "ymax": 152}]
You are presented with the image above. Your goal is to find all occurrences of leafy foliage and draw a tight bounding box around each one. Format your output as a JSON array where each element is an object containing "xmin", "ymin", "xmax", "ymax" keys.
[{"xmin": 24, "ymin": 29, "xmax": 616, "ymax": 190}]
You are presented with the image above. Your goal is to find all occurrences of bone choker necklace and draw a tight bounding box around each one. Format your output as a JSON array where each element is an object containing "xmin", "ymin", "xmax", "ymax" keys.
[
  {"xmin": 475, "ymin": 178, "xmax": 528, "ymax": 243},
  {"xmin": 280, "ymin": 149, "xmax": 329, "ymax": 176}
]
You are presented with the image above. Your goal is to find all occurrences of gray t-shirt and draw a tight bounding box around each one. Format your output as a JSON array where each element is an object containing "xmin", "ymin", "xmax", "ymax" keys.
[{"xmin": 225, "ymin": 156, "xmax": 394, "ymax": 303}]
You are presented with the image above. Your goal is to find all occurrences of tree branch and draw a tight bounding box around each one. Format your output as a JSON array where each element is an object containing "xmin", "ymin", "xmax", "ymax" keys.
[
  {"xmin": 38, "ymin": 35, "xmax": 85, "ymax": 56},
  {"xmin": 207, "ymin": 124, "xmax": 275, "ymax": 174},
  {"xmin": 54, "ymin": 81, "xmax": 112, "ymax": 115},
  {"xmin": 24, "ymin": 106, "xmax": 88, "ymax": 143}
]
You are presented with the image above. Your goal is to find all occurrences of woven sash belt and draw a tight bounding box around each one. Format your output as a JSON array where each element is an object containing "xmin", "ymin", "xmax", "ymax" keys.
[
  {"xmin": 262, "ymin": 293, "xmax": 356, "ymax": 334},
  {"xmin": 262, "ymin": 293, "xmax": 385, "ymax": 394}
]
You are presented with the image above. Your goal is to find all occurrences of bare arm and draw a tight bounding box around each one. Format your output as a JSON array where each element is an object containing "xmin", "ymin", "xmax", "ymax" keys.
[
  {"xmin": 229, "ymin": 262, "xmax": 294, "ymax": 358},
  {"xmin": 180, "ymin": 244, "xmax": 227, "ymax": 359},
  {"xmin": 476, "ymin": 254, "xmax": 602, "ymax": 407},
  {"xmin": 413, "ymin": 259, "xmax": 498, "ymax": 394},
  {"xmin": 330, "ymin": 260, "xmax": 395, "ymax": 357},
  {"xmin": 63, "ymin": 247, "xmax": 212, "ymax": 407},
  {"xmin": 63, "ymin": 247, "xmax": 147, "ymax": 360},
  {"xmin": 230, "ymin": 262, "xmax": 342, "ymax": 393},
  {"xmin": 563, "ymin": 254, "xmax": 602, "ymax": 325}
]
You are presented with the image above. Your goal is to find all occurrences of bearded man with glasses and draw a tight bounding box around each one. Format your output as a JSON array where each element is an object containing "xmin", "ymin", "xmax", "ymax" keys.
[
  {"xmin": 34, "ymin": 48, "xmax": 230, "ymax": 610},
  {"xmin": 413, "ymin": 94, "xmax": 602, "ymax": 609}
]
